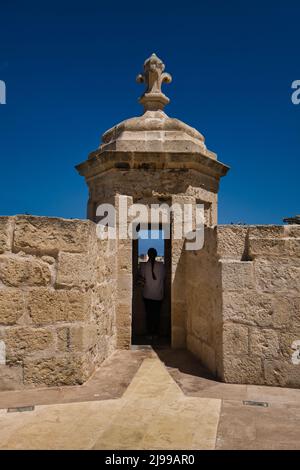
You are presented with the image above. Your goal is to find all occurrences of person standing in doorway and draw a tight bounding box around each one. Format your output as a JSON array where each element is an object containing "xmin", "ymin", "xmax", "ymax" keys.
[{"xmin": 139, "ymin": 247, "xmax": 165, "ymax": 343}]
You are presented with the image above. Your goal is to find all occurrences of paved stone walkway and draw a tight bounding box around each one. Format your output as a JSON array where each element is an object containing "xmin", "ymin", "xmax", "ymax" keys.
[{"xmin": 0, "ymin": 348, "xmax": 300, "ymax": 449}]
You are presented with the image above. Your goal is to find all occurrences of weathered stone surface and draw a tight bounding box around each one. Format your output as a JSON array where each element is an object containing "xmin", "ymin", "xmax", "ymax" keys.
[
  {"xmin": 263, "ymin": 359, "xmax": 300, "ymax": 388},
  {"xmin": 41, "ymin": 255, "xmax": 55, "ymax": 265},
  {"xmin": 0, "ymin": 255, "xmax": 51, "ymax": 287},
  {"xmin": 279, "ymin": 330, "xmax": 300, "ymax": 359},
  {"xmin": 118, "ymin": 247, "xmax": 132, "ymax": 272},
  {"xmin": 57, "ymin": 325, "xmax": 97, "ymax": 352},
  {"xmin": 4, "ymin": 327, "xmax": 54, "ymax": 357},
  {"xmin": 117, "ymin": 274, "xmax": 132, "ymax": 305},
  {"xmin": 0, "ymin": 217, "xmax": 13, "ymax": 254},
  {"xmin": 23, "ymin": 354, "xmax": 94, "ymax": 386},
  {"xmin": 187, "ymin": 334, "xmax": 216, "ymax": 374},
  {"xmin": 115, "ymin": 305, "xmax": 131, "ymax": 330},
  {"xmin": 254, "ymin": 258, "xmax": 300, "ymax": 293},
  {"xmin": 222, "ymin": 356, "xmax": 264, "ymax": 385},
  {"xmin": 216, "ymin": 226, "xmax": 248, "ymax": 260},
  {"xmin": 223, "ymin": 291, "xmax": 274, "ymax": 327},
  {"xmin": 286, "ymin": 238, "xmax": 300, "ymax": 257},
  {"xmin": 185, "ymin": 223, "xmax": 300, "ymax": 386},
  {"xmin": 249, "ymin": 226, "xmax": 284, "ymax": 239},
  {"xmin": 192, "ymin": 314, "xmax": 213, "ymax": 344},
  {"xmin": 284, "ymin": 225, "xmax": 300, "ymax": 238},
  {"xmin": 221, "ymin": 260, "xmax": 254, "ymax": 291},
  {"xmin": 13, "ymin": 216, "xmax": 95, "ymax": 255},
  {"xmin": 249, "ymin": 238, "xmax": 286, "ymax": 258},
  {"xmin": 272, "ymin": 296, "xmax": 300, "ymax": 330},
  {"xmin": 223, "ymin": 323, "xmax": 249, "ymax": 356},
  {"xmin": 249, "ymin": 238, "xmax": 300, "ymax": 258},
  {"xmin": 0, "ymin": 290, "xmax": 26, "ymax": 325},
  {"xmin": 249, "ymin": 328, "xmax": 279, "ymax": 358},
  {"xmin": 56, "ymin": 252, "xmax": 94, "ymax": 288},
  {"xmin": 0, "ymin": 365, "xmax": 23, "ymax": 391},
  {"xmin": 95, "ymin": 283, "xmax": 116, "ymax": 310},
  {"xmin": 116, "ymin": 326, "xmax": 131, "ymax": 349},
  {"xmin": 28, "ymin": 288, "xmax": 91, "ymax": 324}
]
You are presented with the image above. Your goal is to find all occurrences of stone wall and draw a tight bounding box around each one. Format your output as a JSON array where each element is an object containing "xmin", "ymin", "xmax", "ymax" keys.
[
  {"xmin": 186, "ymin": 227, "xmax": 222, "ymax": 375},
  {"xmin": 0, "ymin": 215, "xmax": 117, "ymax": 390},
  {"xmin": 186, "ymin": 224, "xmax": 300, "ymax": 387},
  {"xmin": 1, "ymin": 213, "xmax": 299, "ymax": 390}
]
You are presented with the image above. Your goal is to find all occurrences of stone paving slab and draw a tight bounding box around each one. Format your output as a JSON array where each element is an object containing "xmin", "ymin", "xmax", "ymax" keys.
[
  {"xmin": 0, "ymin": 355, "xmax": 221, "ymax": 450},
  {"xmin": 157, "ymin": 349, "xmax": 300, "ymax": 450},
  {"xmin": 0, "ymin": 349, "xmax": 152, "ymax": 410},
  {"xmin": 1, "ymin": 347, "xmax": 300, "ymax": 449},
  {"xmin": 216, "ymin": 400, "xmax": 300, "ymax": 450}
]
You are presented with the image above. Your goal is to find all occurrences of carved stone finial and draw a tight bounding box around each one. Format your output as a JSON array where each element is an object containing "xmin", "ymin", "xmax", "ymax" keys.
[{"xmin": 136, "ymin": 53, "xmax": 172, "ymax": 112}]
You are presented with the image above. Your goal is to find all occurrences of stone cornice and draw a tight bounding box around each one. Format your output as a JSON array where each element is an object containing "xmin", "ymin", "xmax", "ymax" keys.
[{"xmin": 76, "ymin": 150, "xmax": 230, "ymax": 181}]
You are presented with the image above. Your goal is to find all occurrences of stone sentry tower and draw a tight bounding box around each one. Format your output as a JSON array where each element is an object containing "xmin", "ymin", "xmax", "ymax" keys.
[{"xmin": 76, "ymin": 54, "xmax": 229, "ymax": 348}]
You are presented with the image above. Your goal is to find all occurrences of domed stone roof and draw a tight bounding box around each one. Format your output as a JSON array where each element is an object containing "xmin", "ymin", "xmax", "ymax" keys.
[
  {"xmin": 77, "ymin": 54, "xmax": 229, "ymax": 179},
  {"xmin": 100, "ymin": 109, "xmax": 210, "ymax": 155},
  {"xmin": 94, "ymin": 53, "xmax": 215, "ymax": 158}
]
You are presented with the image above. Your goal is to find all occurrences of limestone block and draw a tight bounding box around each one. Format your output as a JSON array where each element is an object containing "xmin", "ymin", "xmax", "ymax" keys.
[
  {"xmin": 118, "ymin": 247, "xmax": 132, "ymax": 272},
  {"xmin": 116, "ymin": 326, "xmax": 131, "ymax": 349},
  {"xmin": 28, "ymin": 288, "xmax": 91, "ymax": 324},
  {"xmin": 0, "ymin": 365, "xmax": 23, "ymax": 390},
  {"xmin": 249, "ymin": 226, "xmax": 284, "ymax": 239},
  {"xmin": 4, "ymin": 327, "xmax": 54, "ymax": 358},
  {"xmin": 263, "ymin": 359, "xmax": 300, "ymax": 387},
  {"xmin": 95, "ymin": 283, "xmax": 116, "ymax": 309},
  {"xmin": 14, "ymin": 216, "xmax": 95, "ymax": 255},
  {"xmin": 249, "ymin": 327, "xmax": 279, "ymax": 358},
  {"xmin": 254, "ymin": 258, "xmax": 300, "ymax": 293},
  {"xmin": 0, "ymin": 290, "xmax": 26, "ymax": 325},
  {"xmin": 221, "ymin": 260, "xmax": 254, "ymax": 291},
  {"xmin": 279, "ymin": 331, "xmax": 300, "ymax": 359},
  {"xmin": 223, "ymin": 323, "xmax": 249, "ymax": 356},
  {"xmin": 57, "ymin": 325, "xmax": 97, "ymax": 352},
  {"xmin": 284, "ymin": 225, "xmax": 300, "ymax": 238},
  {"xmin": 223, "ymin": 291, "xmax": 274, "ymax": 327},
  {"xmin": 23, "ymin": 354, "xmax": 94, "ymax": 386},
  {"xmin": 117, "ymin": 273, "xmax": 132, "ymax": 305},
  {"xmin": 99, "ymin": 257, "xmax": 116, "ymax": 282},
  {"xmin": 222, "ymin": 356, "xmax": 264, "ymax": 384},
  {"xmin": 186, "ymin": 284, "xmax": 217, "ymax": 319},
  {"xmin": 248, "ymin": 238, "xmax": 285, "ymax": 258},
  {"xmin": 116, "ymin": 305, "xmax": 131, "ymax": 330},
  {"xmin": 0, "ymin": 255, "xmax": 51, "ymax": 287},
  {"xmin": 56, "ymin": 327, "xmax": 71, "ymax": 352},
  {"xmin": 286, "ymin": 238, "xmax": 300, "ymax": 257},
  {"xmin": 186, "ymin": 334, "xmax": 216, "ymax": 374},
  {"xmin": 272, "ymin": 296, "xmax": 300, "ymax": 329},
  {"xmin": 41, "ymin": 255, "xmax": 56, "ymax": 265},
  {"xmin": 0, "ymin": 217, "xmax": 13, "ymax": 254},
  {"xmin": 192, "ymin": 314, "xmax": 213, "ymax": 344},
  {"xmin": 216, "ymin": 226, "xmax": 248, "ymax": 260},
  {"xmin": 249, "ymin": 238, "xmax": 300, "ymax": 258},
  {"xmin": 56, "ymin": 252, "xmax": 95, "ymax": 288}
]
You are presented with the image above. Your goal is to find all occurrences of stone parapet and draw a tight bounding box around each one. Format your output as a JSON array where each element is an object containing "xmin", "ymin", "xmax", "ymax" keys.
[
  {"xmin": 186, "ymin": 224, "xmax": 300, "ymax": 388},
  {"xmin": 0, "ymin": 215, "xmax": 117, "ymax": 390}
]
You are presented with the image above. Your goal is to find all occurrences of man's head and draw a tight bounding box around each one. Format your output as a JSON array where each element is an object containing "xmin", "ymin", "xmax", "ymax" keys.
[{"xmin": 148, "ymin": 247, "xmax": 157, "ymax": 260}]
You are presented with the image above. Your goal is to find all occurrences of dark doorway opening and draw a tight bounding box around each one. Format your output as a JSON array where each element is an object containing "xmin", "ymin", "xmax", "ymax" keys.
[{"xmin": 132, "ymin": 224, "xmax": 171, "ymax": 347}]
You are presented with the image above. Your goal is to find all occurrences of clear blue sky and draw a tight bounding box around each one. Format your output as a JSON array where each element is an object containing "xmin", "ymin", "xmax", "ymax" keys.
[
  {"xmin": 139, "ymin": 230, "xmax": 164, "ymax": 256},
  {"xmin": 0, "ymin": 0, "xmax": 299, "ymax": 224}
]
